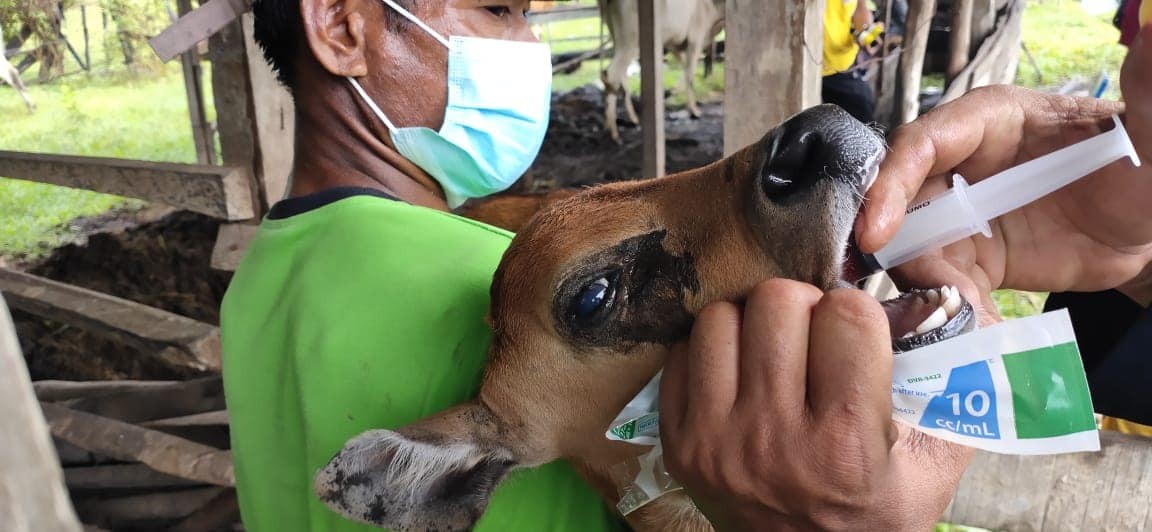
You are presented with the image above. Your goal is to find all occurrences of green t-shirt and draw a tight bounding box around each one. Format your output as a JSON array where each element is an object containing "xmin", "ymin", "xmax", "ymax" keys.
[{"xmin": 221, "ymin": 191, "xmax": 622, "ymax": 532}]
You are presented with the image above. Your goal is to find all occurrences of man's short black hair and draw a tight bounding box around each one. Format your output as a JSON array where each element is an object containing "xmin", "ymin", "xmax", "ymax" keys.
[{"xmin": 251, "ymin": 0, "xmax": 412, "ymax": 92}]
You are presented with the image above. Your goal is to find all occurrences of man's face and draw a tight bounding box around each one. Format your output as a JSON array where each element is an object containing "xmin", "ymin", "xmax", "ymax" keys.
[{"xmin": 357, "ymin": 0, "xmax": 538, "ymax": 132}]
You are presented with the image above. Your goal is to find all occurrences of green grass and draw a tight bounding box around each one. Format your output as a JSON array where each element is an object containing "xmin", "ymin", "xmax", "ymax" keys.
[
  {"xmin": 936, "ymin": 524, "xmax": 992, "ymax": 532},
  {"xmin": 0, "ymin": 61, "xmax": 211, "ymax": 260},
  {"xmin": 1016, "ymin": 0, "xmax": 1127, "ymax": 98},
  {"xmin": 994, "ymin": 288, "xmax": 1048, "ymax": 318}
]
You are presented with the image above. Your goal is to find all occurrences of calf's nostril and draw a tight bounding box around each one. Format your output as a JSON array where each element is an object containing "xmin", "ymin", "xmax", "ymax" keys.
[{"xmin": 760, "ymin": 129, "xmax": 826, "ymax": 199}]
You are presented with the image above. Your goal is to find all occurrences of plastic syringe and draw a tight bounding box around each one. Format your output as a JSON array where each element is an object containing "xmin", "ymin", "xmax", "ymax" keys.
[{"xmin": 864, "ymin": 115, "xmax": 1141, "ymax": 272}]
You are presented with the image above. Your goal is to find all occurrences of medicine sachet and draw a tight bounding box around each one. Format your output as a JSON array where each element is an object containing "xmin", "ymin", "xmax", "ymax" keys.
[{"xmin": 605, "ymin": 309, "xmax": 1100, "ymax": 513}]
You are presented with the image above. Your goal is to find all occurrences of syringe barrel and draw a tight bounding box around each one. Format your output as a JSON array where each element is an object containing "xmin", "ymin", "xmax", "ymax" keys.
[
  {"xmin": 968, "ymin": 116, "xmax": 1140, "ymax": 221},
  {"xmin": 870, "ymin": 176, "xmax": 989, "ymax": 269}
]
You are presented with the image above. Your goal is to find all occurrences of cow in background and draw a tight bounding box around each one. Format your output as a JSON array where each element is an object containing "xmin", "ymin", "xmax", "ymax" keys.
[
  {"xmin": 597, "ymin": 0, "xmax": 724, "ymax": 142},
  {"xmin": 1, "ymin": 27, "xmax": 35, "ymax": 113}
]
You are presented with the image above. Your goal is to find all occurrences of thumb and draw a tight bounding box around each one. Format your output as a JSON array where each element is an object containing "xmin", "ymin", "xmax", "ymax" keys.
[{"xmin": 1121, "ymin": 25, "xmax": 1152, "ymax": 164}]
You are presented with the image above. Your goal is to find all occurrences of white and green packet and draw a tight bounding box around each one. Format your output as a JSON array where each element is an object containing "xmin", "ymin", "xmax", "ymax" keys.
[
  {"xmin": 603, "ymin": 308, "xmax": 1099, "ymax": 514},
  {"xmin": 606, "ymin": 370, "xmax": 663, "ymax": 446},
  {"xmin": 892, "ymin": 309, "xmax": 1099, "ymax": 454}
]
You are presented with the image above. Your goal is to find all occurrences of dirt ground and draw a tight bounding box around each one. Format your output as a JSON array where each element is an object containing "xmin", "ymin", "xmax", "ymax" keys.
[
  {"xmin": 529, "ymin": 85, "xmax": 724, "ymax": 189},
  {"xmin": 12, "ymin": 86, "xmax": 724, "ymax": 381},
  {"xmin": 14, "ymin": 208, "xmax": 231, "ymax": 380}
]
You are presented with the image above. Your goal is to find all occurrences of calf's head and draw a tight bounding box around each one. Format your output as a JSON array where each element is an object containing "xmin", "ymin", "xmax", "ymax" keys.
[{"xmin": 314, "ymin": 105, "xmax": 972, "ymax": 530}]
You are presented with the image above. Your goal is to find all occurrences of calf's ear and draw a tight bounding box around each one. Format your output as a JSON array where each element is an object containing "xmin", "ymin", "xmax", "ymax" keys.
[{"xmin": 314, "ymin": 403, "xmax": 518, "ymax": 532}]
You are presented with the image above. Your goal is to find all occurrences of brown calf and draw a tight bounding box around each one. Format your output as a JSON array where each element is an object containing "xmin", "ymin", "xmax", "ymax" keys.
[{"xmin": 315, "ymin": 104, "xmax": 973, "ymax": 531}]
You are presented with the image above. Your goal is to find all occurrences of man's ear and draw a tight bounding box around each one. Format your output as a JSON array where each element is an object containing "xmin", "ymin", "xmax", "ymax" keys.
[
  {"xmin": 314, "ymin": 404, "xmax": 519, "ymax": 531},
  {"xmin": 300, "ymin": 0, "xmax": 369, "ymax": 77}
]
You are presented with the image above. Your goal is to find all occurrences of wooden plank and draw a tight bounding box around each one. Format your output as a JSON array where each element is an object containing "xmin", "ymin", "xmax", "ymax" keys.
[
  {"xmin": 638, "ymin": 0, "xmax": 665, "ymax": 178},
  {"xmin": 873, "ymin": 49, "xmax": 903, "ymax": 128},
  {"xmin": 946, "ymin": 0, "xmax": 974, "ymax": 83},
  {"xmin": 945, "ymin": 430, "xmax": 1152, "ymax": 530},
  {"xmin": 0, "ymin": 151, "xmax": 254, "ymax": 221},
  {"xmin": 73, "ymin": 487, "xmax": 226, "ymax": 527},
  {"xmin": 167, "ymin": 489, "xmax": 239, "ymax": 532},
  {"xmin": 941, "ymin": 0, "xmax": 1023, "ymax": 104},
  {"xmin": 0, "ymin": 268, "xmax": 222, "ymax": 372},
  {"xmin": 177, "ymin": 0, "xmax": 218, "ymax": 166},
  {"xmin": 143, "ymin": 410, "xmax": 229, "ymax": 428},
  {"xmin": 723, "ymin": 0, "xmax": 823, "ymax": 155},
  {"xmin": 526, "ymin": 5, "xmax": 599, "ymax": 25},
  {"xmin": 241, "ymin": 12, "xmax": 293, "ymax": 207},
  {"xmin": 35, "ymin": 380, "xmax": 196, "ymax": 402},
  {"xmin": 898, "ymin": 0, "xmax": 936, "ymax": 123},
  {"xmin": 64, "ymin": 464, "xmax": 202, "ymax": 490},
  {"xmin": 40, "ymin": 402, "xmax": 235, "ymax": 487},
  {"xmin": 0, "ymin": 296, "xmax": 83, "ymax": 532},
  {"xmin": 208, "ymin": 15, "xmax": 294, "ymax": 270},
  {"xmin": 210, "ymin": 18, "xmax": 258, "ymax": 203},
  {"xmin": 59, "ymin": 377, "xmax": 225, "ymax": 424},
  {"xmin": 149, "ymin": 0, "xmax": 252, "ymax": 62},
  {"xmin": 210, "ymin": 222, "xmax": 259, "ymax": 271}
]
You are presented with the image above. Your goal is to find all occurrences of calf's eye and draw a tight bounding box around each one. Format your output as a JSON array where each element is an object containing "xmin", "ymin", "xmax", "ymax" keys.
[{"xmin": 572, "ymin": 276, "xmax": 615, "ymax": 323}]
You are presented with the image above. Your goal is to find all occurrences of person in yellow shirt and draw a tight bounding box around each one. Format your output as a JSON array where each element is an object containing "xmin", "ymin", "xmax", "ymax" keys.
[{"xmin": 823, "ymin": 0, "xmax": 877, "ymax": 123}]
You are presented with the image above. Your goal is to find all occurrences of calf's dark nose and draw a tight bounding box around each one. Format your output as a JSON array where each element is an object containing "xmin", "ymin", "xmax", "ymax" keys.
[
  {"xmin": 760, "ymin": 127, "xmax": 829, "ymax": 199},
  {"xmin": 758, "ymin": 104, "xmax": 876, "ymax": 201}
]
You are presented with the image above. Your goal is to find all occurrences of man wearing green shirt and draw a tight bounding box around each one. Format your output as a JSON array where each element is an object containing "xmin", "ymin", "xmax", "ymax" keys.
[{"xmin": 220, "ymin": 0, "xmax": 622, "ymax": 530}]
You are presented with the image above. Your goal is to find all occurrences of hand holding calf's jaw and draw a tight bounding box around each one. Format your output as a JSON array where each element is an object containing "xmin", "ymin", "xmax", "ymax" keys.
[{"xmin": 660, "ymin": 279, "xmax": 972, "ymax": 532}]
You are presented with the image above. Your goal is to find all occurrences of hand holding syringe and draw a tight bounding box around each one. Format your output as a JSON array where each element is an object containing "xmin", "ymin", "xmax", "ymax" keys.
[{"xmin": 863, "ymin": 115, "xmax": 1142, "ymax": 272}]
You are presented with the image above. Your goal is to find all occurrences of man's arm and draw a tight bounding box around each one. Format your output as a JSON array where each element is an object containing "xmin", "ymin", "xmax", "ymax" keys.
[{"xmin": 853, "ymin": 0, "xmax": 874, "ymax": 32}]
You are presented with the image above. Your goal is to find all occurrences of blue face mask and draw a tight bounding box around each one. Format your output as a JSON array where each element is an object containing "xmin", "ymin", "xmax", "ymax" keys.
[{"xmin": 348, "ymin": 0, "xmax": 552, "ymax": 208}]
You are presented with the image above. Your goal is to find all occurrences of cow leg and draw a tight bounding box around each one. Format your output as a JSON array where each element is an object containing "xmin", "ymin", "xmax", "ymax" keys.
[
  {"xmin": 602, "ymin": 45, "xmax": 639, "ymax": 142},
  {"xmin": 7, "ymin": 64, "xmax": 35, "ymax": 113},
  {"xmin": 601, "ymin": 69, "xmax": 622, "ymax": 142},
  {"xmin": 683, "ymin": 44, "xmax": 702, "ymax": 119},
  {"xmin": 621, "ymin": 82, "xmax": 639, "ymax": 126}
]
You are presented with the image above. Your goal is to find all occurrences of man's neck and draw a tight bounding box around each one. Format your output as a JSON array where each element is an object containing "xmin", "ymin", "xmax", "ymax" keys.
[{"xmin": 287, "ymin": 89, "xmax": 450, "ymax": 211}]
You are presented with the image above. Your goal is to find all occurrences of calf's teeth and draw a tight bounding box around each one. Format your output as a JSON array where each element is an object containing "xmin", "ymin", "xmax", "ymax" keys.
[
  {"xmin": 926, "ymin": 289, "xmax": 941, "ymax": 306},
  {"xmin": 942, "ymin": 285, "xmax": 961, "ymax": 317},
  {"xmin": 915, "ymin": 306, "xmax": 948, "ymax": 334}
]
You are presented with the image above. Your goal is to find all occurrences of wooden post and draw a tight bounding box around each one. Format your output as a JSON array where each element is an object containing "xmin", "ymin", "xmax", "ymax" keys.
[
  {"xmin": 946, "ymin": 0, "xmax": 974, "ymax": 84},
  {"xmin": 178, "ymin": 0, "xmax": 218, "ymax": 166},
  {"xmin": 898, "ymin": 0, "xmax": 936, "ymax": 124},
  {"xmin": 723, "ymin": 0, "xmax": 824, "ymax": 155},
  {"xmin": 209, "ymin": 12, "xmax": 296, "ymax": 270},
  {"xmin": 970, "ymin": 0, "xmax": 998, "ymax": 57},
  {"xmin": 209, "ymin": 18, "xmax": 260, "ymax": 211},
  {"xmin": 240, "ymin": 12, "xmax": 294, "ymax": 205},
  {"xmin": 941, "ymin": 0, "xmax": 1023, "ymax": 104},
  {"xmin": 0, "ymin": 296, "xmax": 83, "ymax": 532},
  {"xmin": 638, "ymin": 0, "xmax": 665, "ymax": 178},
  {"xmin": 81, "ymin": 4, "xmax": 90, "ymax": 71}
]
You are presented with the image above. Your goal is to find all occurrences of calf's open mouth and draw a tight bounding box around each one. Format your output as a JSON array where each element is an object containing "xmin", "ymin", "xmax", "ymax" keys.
[{"xmin": 842, "ymin": 160, "xmax": 975, "ymax": 353}]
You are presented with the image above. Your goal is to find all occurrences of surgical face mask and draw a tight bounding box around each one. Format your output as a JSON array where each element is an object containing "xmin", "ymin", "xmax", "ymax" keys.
[{"xmin": 348, "ymin": 0, "xmax": 552, "ymax": 208}]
